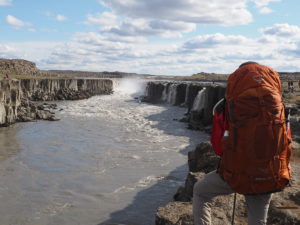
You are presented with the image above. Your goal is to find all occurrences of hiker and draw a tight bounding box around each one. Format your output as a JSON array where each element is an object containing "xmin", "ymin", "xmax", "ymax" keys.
[
  {"xmin": 288, "ymin": 81, "xmax": 294, "ymax": 93},
  {"xmin": 3, "ymin": 74, "xmax": 9, "ymax": 79},
  {"xmin": 193, "ymin": 62, "xmax": 292, "ymax": 225}
]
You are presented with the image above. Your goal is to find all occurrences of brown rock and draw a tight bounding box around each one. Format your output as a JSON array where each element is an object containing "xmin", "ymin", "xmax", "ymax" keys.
[{"xmin": 188, "ymin": 142, "xmax": 219, "ymax": 173}]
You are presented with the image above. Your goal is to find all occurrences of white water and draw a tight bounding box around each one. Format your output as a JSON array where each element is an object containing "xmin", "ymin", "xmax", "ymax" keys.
[
  {"xmin": 183, "ymin": 83, "xmax": 190, "ymax": 107},
  {"xmin": 0, "ymin": 79, "xmax": 208, "ymax": 225},
  {"xmin": 192, "ymin": 88, "xmax": 206, "ymax": 112},
  {"xmin": 166, "ymin": 84, "xmax": 178, "ymax": 105}
]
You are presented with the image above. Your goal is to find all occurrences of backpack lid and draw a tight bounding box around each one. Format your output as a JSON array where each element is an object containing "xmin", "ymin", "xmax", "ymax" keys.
[{"xmin": 226, "ymin": 63, "xmax": 282, "ymax": 99}]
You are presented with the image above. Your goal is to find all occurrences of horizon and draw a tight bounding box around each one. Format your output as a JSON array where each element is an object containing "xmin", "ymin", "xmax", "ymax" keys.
[{"xmin": 0, "ymin": 0, "xmax": 299, "ymax": 76}]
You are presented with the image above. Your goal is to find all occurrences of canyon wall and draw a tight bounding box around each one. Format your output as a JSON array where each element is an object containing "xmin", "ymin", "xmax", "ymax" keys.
[
  {"xmin": 0, "ymin": 78, "xmax": 113, "ymax": 126},
  {"xmin": 0, "ymin": 79, "xmax": 21, "ymax": 126},
  {"xmin": 20, "ymin": 78, "xmax": 113, "ymax": 101},
  {"xmin": 143, "ymin": 81, "xmax": 226, "ymax": 128}
]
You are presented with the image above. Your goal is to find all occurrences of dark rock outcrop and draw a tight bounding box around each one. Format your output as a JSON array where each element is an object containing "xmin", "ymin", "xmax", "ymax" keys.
[
  {"xmin": 143, "ymin": 82, "xmax": 167, "ymax": 103},
  {"xmin": 174, "ymin": 142, "xmax": 219, "ymax": 202},
  {"xmin": 0, "ymin": 79, "xmax": 21, "ymax": 126},
  {"xmin": 17, "ymin": 99, "xmax": 59, "ymax": 122},
  {"xmin": 20, "ymin": 78, "xmax": 113, "ymax": 101},
  {"xmin": 0, "ymin": 78, "xmax": 113, "ymax": 126},
  {"xmin": 143, "ymin": 81, "xmax": 226, "ymax": 129},
  {"xmin": 0, "ymin": 58, "xmax": 39, "ymax": 76},
  {"xmin": 188, "ymin": 142, "xmax": 220, "ymax": 173}
]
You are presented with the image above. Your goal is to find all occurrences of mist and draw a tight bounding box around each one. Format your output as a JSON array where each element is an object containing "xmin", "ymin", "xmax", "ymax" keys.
[{"xmin": 114, "ymin": 78, "xmax": 147, "ymax": 96}]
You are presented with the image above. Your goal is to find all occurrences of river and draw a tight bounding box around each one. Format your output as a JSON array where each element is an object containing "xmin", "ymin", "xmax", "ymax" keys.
[{"xmin": 0, "ymin": 79, "xmax": 208, "ymax": 225}]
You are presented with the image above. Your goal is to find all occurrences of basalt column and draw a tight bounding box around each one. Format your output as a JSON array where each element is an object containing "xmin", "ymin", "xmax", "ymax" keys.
[{"xmin": 0, "ymin": 79, "xmax": 21, "ymax": 126}]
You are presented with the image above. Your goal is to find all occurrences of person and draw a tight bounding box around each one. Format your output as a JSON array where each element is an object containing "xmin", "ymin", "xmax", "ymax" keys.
[
  {"xmin": 290, "ymin": 81, "xmax": 294, "ymax": 93},
  {"xmin": 287, "ymin": 81, "xmax": 291, "ymax": 92},
  {"xmin": 193, "ymin": 62, "xmax": 291, "ymax": 225}
]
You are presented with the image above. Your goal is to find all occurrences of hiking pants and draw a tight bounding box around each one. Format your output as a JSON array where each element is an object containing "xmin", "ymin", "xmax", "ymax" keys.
[{"xmin": 193, "ymin": 170, "xmax": 272, "ymax": 225}]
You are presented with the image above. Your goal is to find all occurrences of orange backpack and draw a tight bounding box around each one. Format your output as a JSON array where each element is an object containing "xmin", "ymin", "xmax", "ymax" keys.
[{"xmin": 218, "ymin": 63, "xmax": 292, "ymax": 195}]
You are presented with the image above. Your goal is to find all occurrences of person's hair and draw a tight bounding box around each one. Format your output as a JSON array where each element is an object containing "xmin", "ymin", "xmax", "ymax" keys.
[{"xmin": 239, "ymin": 61, "xmax": 259, "ymax": 68}]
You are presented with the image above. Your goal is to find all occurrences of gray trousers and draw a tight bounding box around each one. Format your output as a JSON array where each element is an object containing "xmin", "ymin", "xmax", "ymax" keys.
[{"xmin": 193, "ymin": 170, "xmax": 272, "ymax": 225}]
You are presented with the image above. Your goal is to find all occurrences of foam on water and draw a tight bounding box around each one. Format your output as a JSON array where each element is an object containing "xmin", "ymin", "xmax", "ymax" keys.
[
  {"xmin": 0, "ymin": 79, "xmax": 209, "ymax": 225},
  {"xmin": 110, "ymin": 175, "xmax": 166, "ymax": 195}
]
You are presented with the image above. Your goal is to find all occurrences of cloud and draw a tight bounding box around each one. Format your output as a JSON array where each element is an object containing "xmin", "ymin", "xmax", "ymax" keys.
[
  {"xmin": 251, "ymin": 0, "xmax": 281, "ymax": 7},
  {"xmin": 39, "ymin": 30, "xmax": 280, "ymax": 74},
  {"xmin": 99, "ymin": 0, "xmax": 252, "ymax": 26},
  {"xmin": 85, "ymin": 12, "xmax": 119, "ymax": 28},
  {"xmin": 45, "ymin": 12, "xmax": 67, "ymax": 21},
  {"xmin": 0, "ymin": 44, "xmax": 19, "ymax": 58},
  {"xmin": 259, "ymin": 7, "xmax": 273, "ymax": 14},
  {"xmin": 6, "ymin": 15, "xmax": 31, "ymax": 28},
  {"xmin": 252, "ymin": 0, "xmax": 280, "ymax": 14},
  {"xmin": 40, "ymin": 32, "xmax": 170, "ymax": 71},
  {"xmin": 104, "ymin": 18, "xmax": 196, "ymax": 38},
  {"xmin": 0, "ymin": 41, "xmax": 62, "ymax": 62},
  {"xmin": 182, "ymin": 33, "xmax": 249, "ymax": 50},
  {"xmin": 55, "ymin": 14, "xmax": 67, "ymax": 21},
  {"xmin": 261, "ymin": 24, "xmax": 300, "ymax": 38},
  {"xmin": 8, "ymin": 23, "xmax": 300, "ymax": 75},
  {"xmin": 74, "ymin": 30, "xmax": 146, "ymax": 44},
  {"xmin": 85, "ymin": 11, "xmax": 196, "ymax": 38},
  {"xmin": 0, "ymin": 0, "xmax": 12, "ymax": 6},
  {"xmin": 280, "ymin": 42, "xmax": 300, "ymax": 58},
  {"xmin": 38, "ymin": 27, "xmax": 300, "ymax": 74}
]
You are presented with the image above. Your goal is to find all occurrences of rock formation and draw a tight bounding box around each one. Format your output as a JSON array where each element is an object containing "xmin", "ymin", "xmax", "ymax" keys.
[
  {"xmin": 142, "ymin": 81, "xmax": 226, "ymax": 129},
  {"xmin": 20, "ymin": 78, "xmax": 113, "ymax": 101},
  {"xmin": 0, "ymin": 78, "xmax": 113, "ymax": 126},
  {"xmin": 156, "ymin": 142, "xmax": 300, "ymax": 225},
  {"xmin": 0, "ymin": 79, "xmax": 21, "ymax": 126},
  {"xmin": 0, "ymin": 59, "xmax": 39, "ymax": 76}
]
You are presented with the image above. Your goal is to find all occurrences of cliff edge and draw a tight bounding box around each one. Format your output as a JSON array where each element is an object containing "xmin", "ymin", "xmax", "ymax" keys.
[
  {"xmin": 0, "ymin": 78, "xmax": 113, "ymax": 126},
  {"xmin": 0, "ymin": 59, "xmax": 39, "ymax": 76}
]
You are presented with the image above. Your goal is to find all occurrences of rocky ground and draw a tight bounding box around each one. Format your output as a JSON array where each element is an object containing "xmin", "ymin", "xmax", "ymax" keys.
[
  {"xmin": 16, "ymin": 86, "xmax": 101, "ymax": 122},
  {"xmin": 16, "ymin": 87, "xmax": 96, "ymax": 123},
  {"xmin": 17, "ymin": 97, "xmax": 60, "ymax": 122},
  {"xmin": 156, "ymin": 142, "xmax": 300, "ymax": 225},
  {"xmin": 156, "ymin": 88, "xmax": 300, "ymax": 225}
]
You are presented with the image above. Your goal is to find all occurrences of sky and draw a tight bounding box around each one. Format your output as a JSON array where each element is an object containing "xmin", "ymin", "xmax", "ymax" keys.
[{"xmin": 0, "ymin": 0, "xmax": 299, "ymax": 75}]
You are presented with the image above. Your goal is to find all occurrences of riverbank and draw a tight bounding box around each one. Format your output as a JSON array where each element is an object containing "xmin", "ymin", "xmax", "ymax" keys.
[
  {"xmin": 0, "ymin": 85, "xmax": 207, "ymax": 225},
  {"xmin": 0, "ymin": 78, "xmax": 113, "ymax": 127}
]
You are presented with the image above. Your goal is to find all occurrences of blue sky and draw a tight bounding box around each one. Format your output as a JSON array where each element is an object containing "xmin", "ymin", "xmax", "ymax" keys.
[{"xmin": 0, "ymin": 0, "xmax": 299, "ymax": 75}]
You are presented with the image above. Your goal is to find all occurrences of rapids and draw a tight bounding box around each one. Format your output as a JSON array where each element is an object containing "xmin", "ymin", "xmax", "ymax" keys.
[{"xmin": 0, "ymin": 78, "xmax": 208, "ymax": 225}]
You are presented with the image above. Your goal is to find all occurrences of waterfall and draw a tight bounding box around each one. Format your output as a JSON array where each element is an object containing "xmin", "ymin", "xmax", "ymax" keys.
[
  {"xmin": 111, "ymin": 78, "xmax": 121, "ymax": 90},
  {"xmin": 183, "ymin": 83, "xmax": 190, "ymax": 107},
  {"xmin": 161, "ymin": 83, "xmax": 168, "ymax": 102},
  {"xmin": 167, "ymin": 84, "xmax": 178, "ymax": 105},
  {"xmin": 191, "ymin": 88, "xmax": 206, "ymax": 112}
]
